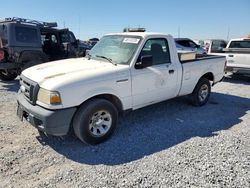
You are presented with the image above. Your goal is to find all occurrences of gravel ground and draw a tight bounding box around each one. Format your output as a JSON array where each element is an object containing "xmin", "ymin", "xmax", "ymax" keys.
[{"xmin": 0, "ymin": 74, "xmax": 249, "ymax": 188}]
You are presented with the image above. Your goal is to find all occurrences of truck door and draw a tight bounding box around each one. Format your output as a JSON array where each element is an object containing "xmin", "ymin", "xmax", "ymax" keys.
[{"xmin": 131, "ymin": 38, "xmax": 178, "ymax": 109}]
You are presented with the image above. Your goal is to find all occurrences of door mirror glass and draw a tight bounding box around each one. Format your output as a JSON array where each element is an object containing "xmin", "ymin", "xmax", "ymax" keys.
[{"xmin": 135, "ymin": 55, "xmax": 153, "ymax": 69}]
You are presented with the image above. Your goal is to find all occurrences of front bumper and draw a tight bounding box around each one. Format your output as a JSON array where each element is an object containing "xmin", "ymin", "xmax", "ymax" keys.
[{"xmin": 17, "ymin": 92, "xmax": 77, "ymax": 136}]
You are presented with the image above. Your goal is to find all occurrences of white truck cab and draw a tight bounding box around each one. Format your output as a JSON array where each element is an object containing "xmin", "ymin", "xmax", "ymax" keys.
[{"xmin": 17, "ymin": 32, "xmax": 226, "ymax": 144}]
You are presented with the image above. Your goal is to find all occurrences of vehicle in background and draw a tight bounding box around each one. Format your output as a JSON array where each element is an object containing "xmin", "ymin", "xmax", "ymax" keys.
[
  {"xmin": 194, "ymin": 39, "xmax": 205, "ymax": 47},
  {"xmin": 17, "ymin": 32, "xmax": 226, "ymax": 145},
  {"xmin": 78, "ymin": 38, "xmax": 100, "ymax": 56},
  {"xmin": 123, "ymin": 27, "xmax": 146, "ymax": 32},
  {"xmin": 221, "ymin": 38, "xmax": 250, "ymax": 74},
  {"xmin": 175, "ymin": 38, "xmax": 206, "ymax": 54},
  {"xmin": 204, "ymin": 39, "xmax": 227, "ymax": 53},
  {"xmin": 88, "ymin": 38, "xmax": 99, "ymax": 46},
  {"xmin": 78, "ymin": 41, "xmax": 92, "ymax": 56},
  {"xmin": 0, "ymin": 17, "xmax": 82, "ymax": 81}
]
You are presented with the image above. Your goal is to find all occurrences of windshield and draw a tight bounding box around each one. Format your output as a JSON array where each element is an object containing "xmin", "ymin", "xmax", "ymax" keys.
[{"xmin": 89, "ymin": 35, "xmax": 141, "ymax": 65}]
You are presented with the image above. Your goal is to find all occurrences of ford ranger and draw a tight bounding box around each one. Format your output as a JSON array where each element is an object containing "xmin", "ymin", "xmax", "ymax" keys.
[{"xmin": 17, "ymin": 32, "xmax": 226, "ymax": 145}]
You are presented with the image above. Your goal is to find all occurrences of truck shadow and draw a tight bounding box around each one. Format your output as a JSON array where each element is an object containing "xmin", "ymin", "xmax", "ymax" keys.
[
  {"xmin": 0, "ymin": 79, "xmax": 20, "ymax": 92},
  {"xmin": 223, "ymin": 74, "xmax": 250, "ymax": 85},
  {"xmin": 36, "ymin": 92, "xmax": 250, "ymax": 165}
]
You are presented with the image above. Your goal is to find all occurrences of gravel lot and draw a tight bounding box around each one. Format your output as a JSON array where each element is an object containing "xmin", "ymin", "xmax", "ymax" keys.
[{"xmin": 0, "ymin": 74, "xmax": 249, "ymax": 188}]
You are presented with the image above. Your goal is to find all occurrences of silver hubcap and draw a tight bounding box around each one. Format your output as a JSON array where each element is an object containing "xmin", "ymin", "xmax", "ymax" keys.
[
  {"xmin": 89, "ymin": 110, "xmax": 112, "ymax": 137},
  {"xmin": 198, "ymin": 84, "xmax": 209, "ymax": 102}
]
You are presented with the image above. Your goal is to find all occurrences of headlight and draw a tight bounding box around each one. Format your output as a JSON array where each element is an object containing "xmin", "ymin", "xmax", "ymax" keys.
[{"xmin": 37, "ymin": 88, "xmax": 61, "ymax": 105}]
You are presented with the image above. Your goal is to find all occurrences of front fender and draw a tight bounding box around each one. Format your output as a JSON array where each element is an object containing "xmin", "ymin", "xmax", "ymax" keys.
[{"xmin": 59, "ymin": 82, "xmax": 131, "ymax": 110}]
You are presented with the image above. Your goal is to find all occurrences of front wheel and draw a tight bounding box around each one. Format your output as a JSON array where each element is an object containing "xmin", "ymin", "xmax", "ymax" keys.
[
  {"xmin": 0, "ymin": 70, "xmax": 18, "ymax": 81},
  {"xmin": 73, "ymin": 99, "xmax": 118, "ymax": 145},
  {"xmin": 190, "ymin": 78, "xmax": 211, "ymax": 106}
]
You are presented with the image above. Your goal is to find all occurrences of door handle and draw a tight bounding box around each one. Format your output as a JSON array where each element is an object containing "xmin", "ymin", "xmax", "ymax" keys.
[
  {"xmin": 169, "ymin": 69, "xmax": 175, "ymax": 74},
  {"xmin": 228, "ymin": 55, "xmax": 234, "ymax": 57}
]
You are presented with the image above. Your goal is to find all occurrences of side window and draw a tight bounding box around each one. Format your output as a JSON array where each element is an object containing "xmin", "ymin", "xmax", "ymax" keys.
[
  {"xmin": 189, "ymin": 41, "xmax": 198, "ymax": 48},
  {"xmin": 51, "ymin": 35, "xmax": 58, "ymax": 43},
  {"xmin": 41, "ymin": 35, "xmax": 46, "ymax": 45},
  {"xmin": 0, "ymin": 25, "xmax": 8, "ymax": 45},
  {"xmin": 140, "ymin": 38, "xmax": 171, "ymax": 65},
  {"xmin": 42, "ymin": 34, "xmax": 58, "ymax": 45},
  {"xmin": 15, "ymin": 26, "xmax": 38, "ymax": 43},
  {"xmin": 69, "ymin": 32, "xmax": 76, "ymax": 43},
  {"xmin": 211, "ymin": 40, "xmax": 227, "ymax": 53},
  {"xmin": 177, "ymin": 40, "xmax": 190, "ymax": 47},
  {"xmin": 60, "ymin": 33, "xmax": 69, "ymax": 43}
]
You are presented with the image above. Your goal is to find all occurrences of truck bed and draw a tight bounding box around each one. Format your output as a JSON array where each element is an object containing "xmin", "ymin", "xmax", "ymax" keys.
[
  {"xmin": 178, "ymin": 54, "xmax": 225, "ymax": 97},
  {"xmin": 180, "ymin": 54, "xmax": 225, "ymax": 64}
]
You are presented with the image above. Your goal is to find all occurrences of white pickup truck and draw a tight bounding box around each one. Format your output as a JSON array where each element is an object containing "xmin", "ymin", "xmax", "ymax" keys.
[
  {"xmin": 17, "ymin": 32, "xmax": 226, "ymax": 145},
  {"xmin": 223, "ymin": 38, "xmax": 250, "ymax": 74},
  {"xmin": 208, "ymin": 38, "xmax": 250, "ymax": 74}
]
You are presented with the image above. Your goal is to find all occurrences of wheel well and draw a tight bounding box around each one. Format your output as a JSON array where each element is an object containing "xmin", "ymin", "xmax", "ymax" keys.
[
  {"xmin": 201, "ymin": 72, "xmax": 214, "ymax": 82},
  {"xmin": 19, "ymin": 51, "xmax": 48, "ymax": 63},
  {"xmin": 83, "ymin": 94, "xmax": 123, "ymax": 113}
]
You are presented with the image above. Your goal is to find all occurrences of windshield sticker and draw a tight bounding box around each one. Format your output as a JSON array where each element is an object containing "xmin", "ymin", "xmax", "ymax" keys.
[{"xmin": 123, "ymin": 38, "xmax": 140, "ymax": 44}]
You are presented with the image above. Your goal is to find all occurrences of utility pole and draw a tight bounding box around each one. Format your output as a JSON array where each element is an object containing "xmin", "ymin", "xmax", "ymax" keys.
[
  {"xmin": 226, "ymin": 27, "xmax": 230, "ymax": 41},
  {"xmin": 178, "ymin": 26, "xmax": 180, "ymax": 38},
  {"xmin": 78, "ymin": 16, "xmax": 81, "ymax": 39}
]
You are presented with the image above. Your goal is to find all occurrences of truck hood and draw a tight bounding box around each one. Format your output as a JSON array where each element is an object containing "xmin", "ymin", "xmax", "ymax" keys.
[{"xmin": 21, "ymin": 57, "xmax": 130, "ymax": 90}]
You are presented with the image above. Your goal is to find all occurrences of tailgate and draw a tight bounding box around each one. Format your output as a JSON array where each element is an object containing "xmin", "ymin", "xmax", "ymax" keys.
[{"xmin": 227, "ymin": 53, "xmax": 250, "ymax": 68}]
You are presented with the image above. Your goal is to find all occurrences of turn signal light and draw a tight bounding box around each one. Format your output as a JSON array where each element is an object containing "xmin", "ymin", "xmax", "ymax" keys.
[{"xmin": 50, "ymin": 94, "xmax": 61, "ymax": 104}]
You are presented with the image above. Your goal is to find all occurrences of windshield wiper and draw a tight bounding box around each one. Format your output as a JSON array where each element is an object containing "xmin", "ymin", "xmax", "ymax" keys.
[{"xmin": 96, "ymin": 55, "xmax": 117, "ymax": 66}]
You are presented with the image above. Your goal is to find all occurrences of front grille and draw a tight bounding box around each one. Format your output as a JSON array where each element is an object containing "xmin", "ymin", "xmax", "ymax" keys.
[{"xmin": 19, "ymin": 75, "xmax": 39, "ymax": 105}]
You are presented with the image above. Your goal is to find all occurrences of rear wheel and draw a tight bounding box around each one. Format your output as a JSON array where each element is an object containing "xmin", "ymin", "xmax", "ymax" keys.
[
  {"xmin": 73, "ymin": 99, "xmax": 118, "ymax": 145},
  {"xmin": 0, "ymin": 70, "xmax": 18, "ymax": 81},
  {"xmin": 190, "ymin": 78, "xmax": 211, "ymax": 106}
]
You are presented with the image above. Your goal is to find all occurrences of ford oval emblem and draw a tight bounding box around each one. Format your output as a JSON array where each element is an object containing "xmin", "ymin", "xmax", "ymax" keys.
[{"xmin": 20, "ymin": 85, "xmax": 26, "ymax": 93}]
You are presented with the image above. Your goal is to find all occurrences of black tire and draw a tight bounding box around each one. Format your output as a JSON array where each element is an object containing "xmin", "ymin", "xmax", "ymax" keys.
[
  {"xmin": 0, "ymin": 70, "xmax": 18, "ymax": 81},
  {"xmin": 73, "ymin": 99, "xmax": 118, "ymax": 145},
  {"xmin": 190, "ymin": 78, "xmax": 211, "ymax": 106}
]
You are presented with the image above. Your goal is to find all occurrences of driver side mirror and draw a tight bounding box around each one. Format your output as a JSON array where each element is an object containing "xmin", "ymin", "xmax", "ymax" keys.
[{"xmin": 135, "ymin": 55, "xmax": 153, "ymax": 69}]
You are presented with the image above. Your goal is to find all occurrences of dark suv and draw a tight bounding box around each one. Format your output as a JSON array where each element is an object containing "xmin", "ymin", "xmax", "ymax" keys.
[{"xmin": 0, "ymin": 17, "xmax": 82, "ymax": 81}]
